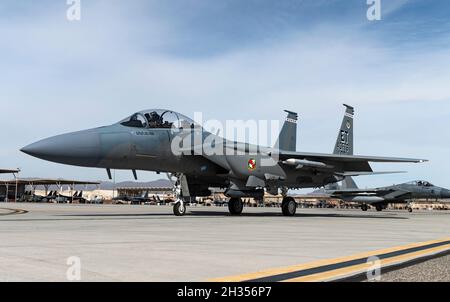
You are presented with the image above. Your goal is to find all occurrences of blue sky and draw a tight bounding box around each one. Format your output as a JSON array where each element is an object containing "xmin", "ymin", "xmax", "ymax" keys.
[{"xmin": 1, "ymin": 0, "xmax": 450, "ymax": 189}]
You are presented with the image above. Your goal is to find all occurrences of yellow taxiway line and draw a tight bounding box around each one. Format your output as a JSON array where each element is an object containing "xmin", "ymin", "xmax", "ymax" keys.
[
  {"xmin": 209, "ymin": 237, "xmax": 450, "ymax": 282},
  {"xmin": 0, "ymin": 208, "xmax": 28, "ymax": 216}
]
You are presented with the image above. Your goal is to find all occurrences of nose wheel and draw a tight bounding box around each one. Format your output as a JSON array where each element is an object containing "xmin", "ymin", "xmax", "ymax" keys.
[
  {"xmin": 168, "ymin": 173, "xmax": 189, "ymax": 216},
  {"xmin": 228, "ymin": 198, "xmax": 243, "ymax": 215},
  {"xmin": 281, "ymin": 197, "xmax": 297, "ymax": 216},
  {"xmin": 173, "ymin": 199, "xmax": 186, "ymax": 216}
]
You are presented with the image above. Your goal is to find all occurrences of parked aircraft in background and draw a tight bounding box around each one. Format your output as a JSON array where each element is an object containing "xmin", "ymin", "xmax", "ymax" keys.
[
  {"xmin": 71, "ymin": 191, "xmax": 87, "ymax": 203},
  {"xmin": 324, "ymin": 178, "xmax": 450, "ymax": 212},
  {"xmin": 130, "ymin": 191, "xmax": 150, "ymax": 205},
  {"xmin": 21, "ymin": 190, "xmax": 87, "ymax": 203}
]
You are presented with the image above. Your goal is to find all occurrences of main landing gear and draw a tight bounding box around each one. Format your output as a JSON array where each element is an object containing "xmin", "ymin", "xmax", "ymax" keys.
[
  {"xmin": 226, "ymin": 196, "xmax": 297, "ymax": 216},
  {"xmin": 361, "ymin": 204, "xmax": 388, "ymax": 212},
  {"xmin": 281, "ymin": 197, "xmax": 297, "ymax": 216},
  {"xmin": 228, "ymin": 197, "xmax": 244, "ymax": 215}
]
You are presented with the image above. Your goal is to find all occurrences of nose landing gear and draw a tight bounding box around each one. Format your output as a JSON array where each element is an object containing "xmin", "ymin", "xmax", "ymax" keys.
[
  {"xmin": 173, "ymin": 199, "xmax": 186, "ymax": 216},
  {"xmin": 168, "ymin": 173, "xmax": 190, "ymax": 216},
  {"xmin": 406, "ymin": 202, "xmax": 413, "ymax": 213}
]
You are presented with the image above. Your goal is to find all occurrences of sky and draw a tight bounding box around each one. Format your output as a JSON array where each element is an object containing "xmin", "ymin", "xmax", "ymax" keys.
[{"xmin": 0, "ymin": 0, "xmax": 450, "ymax": 189}]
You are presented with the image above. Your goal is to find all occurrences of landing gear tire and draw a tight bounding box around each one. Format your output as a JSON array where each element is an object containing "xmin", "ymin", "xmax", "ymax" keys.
[
  {"xmin": 173, "ymin": 200, "xmax": 186, "ymax": 216},
  {"xmin": 228, "ymin": 198, "xmax": 243, "ymax": 215},
  {"xmin": 361, "ymin": 204, "xmax": 368, "ymax": 212},
  {"xmin": 407, "ymin": 207, "xmax": 413, "ymax": 213},
  {"xmin": 282, "ymin": 197, "xmax": 297, "ymax": 216},
  {"xmin": 375, "ymin": 205, "xmax": 383, "ymax": 212}
]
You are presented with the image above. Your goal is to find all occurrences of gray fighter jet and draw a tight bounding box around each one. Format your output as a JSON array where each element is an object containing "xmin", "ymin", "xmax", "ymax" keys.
[
  {"xmin": 21, "ymin": 105, "xmax": 426, "ymax": 216},
  {"xmin": 324, "ymin": 177, "xmax": 450, "ymax": 212}
]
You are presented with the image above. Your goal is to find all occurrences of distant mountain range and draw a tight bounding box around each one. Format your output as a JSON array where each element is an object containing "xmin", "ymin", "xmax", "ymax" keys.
[{"xmin": 98, "ymin": 179, "xmax": 173, "ymax": 190}]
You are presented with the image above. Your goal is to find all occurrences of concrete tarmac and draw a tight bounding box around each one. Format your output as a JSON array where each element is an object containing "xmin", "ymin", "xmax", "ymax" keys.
[
  {"xmin": 0, "ymin": 203, "xmax": 448, "ymax": 281},
  {"xmin": 374, "ymin": 253, "xmax": 450, "ymax": 282}
]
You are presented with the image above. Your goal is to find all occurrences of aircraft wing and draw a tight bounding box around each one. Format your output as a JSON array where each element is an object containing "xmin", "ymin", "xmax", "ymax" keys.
[
  {"xmin": 276, "ymin": 151, "xmax": 426, "ymax": 163},
  {"xmin": 335, "ymin": 171, "xmax": 406, "ymax": 177},
  {"xmin": 276, "ymin": 151, "xmax": 426, "ymax": 172},
  {"xmin": 330, "ymin": 188, "xmax": 410, "ymax": 199},
  {"xmin": 381, "ymin": 189, "xmax": 411, "ymax": 199},
  {"xmin": 330, "ymin": 189, "xmax": 379, "ymax": 196}
]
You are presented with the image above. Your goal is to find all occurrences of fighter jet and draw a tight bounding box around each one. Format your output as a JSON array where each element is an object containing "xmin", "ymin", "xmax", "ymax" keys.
[
  {"xmin": 130, "ymin": 191, "xmax": 150, "ymax": 205},
  {"xmin": 324, "ymin": 177, "xmax": 450, "ymax": 212},
  {"xmin": 21, "ymin": 105, "xmax": 426, "ymax": 216},
  {"xmin": 112, "ymin": 191, "xmax": 150, "ymax": 204}
]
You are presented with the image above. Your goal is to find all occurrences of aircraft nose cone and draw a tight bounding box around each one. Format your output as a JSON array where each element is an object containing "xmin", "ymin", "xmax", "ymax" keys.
[
  {"xmin": 21, "ymin": 140, "xmax": 55, "ymax": 157},
  {"xmin": 21, "ymin": 143, "xmax": 41, "ymax": 157},
  {"xmin": 21, "ymin": 130, "xmax": 101, "ymax": 166}
]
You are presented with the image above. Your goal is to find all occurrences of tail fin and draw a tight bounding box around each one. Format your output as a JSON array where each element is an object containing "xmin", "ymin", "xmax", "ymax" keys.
[
  {"xmin": 325, "ymin": 176, "xmax": 358, "ymax": 190},
  {"xmin": 274, "ymin": 110, "xmax": 298, "ymax": 151},
  {"xmin": 342, "ymin": 176, "xmax": 358, "ymax": 189},
  {"xmin": 333, "ymin": 104, "xmax": 354, "ymax": 155},
  {"xmin": 324, "ymin": 182, "xmax": 339, "ymax": 190}
]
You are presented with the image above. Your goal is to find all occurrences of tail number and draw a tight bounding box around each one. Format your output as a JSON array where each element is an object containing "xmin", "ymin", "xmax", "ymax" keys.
[
  {"xmin": 340, "ymin": 130, "xmax": 349, "ymax": 144},
  {"xmin": 338, "ymin": 130, "xmax": 350, "ymax": 153}
]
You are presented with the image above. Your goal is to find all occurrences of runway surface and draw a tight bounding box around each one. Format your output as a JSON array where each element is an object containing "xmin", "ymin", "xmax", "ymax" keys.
[{"xmin": 0, "ymin": 203, "xmax": 448, "ymax": 281}]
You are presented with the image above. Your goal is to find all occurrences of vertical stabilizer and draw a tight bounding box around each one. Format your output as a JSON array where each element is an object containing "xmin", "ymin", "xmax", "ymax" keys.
[
  {"xmin": 274, "ymin": 110, "xmax": 298, "ymax": 151},
  {"xmin": 333, "ymin": 104, "xmax": 354, "ymax": 155},
  {"xmin": 342, "ymin": 177, "xmax": 358, "ymax": 189}
]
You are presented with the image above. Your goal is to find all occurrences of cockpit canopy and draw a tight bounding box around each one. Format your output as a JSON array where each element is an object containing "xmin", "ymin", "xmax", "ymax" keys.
[
  {"xmin": 407, "ymin": 180, "xmax": 434, "ymax": 187},
  {"xmin": 119, "ymin": 109, "xmax": 199, "ymax": 130}
]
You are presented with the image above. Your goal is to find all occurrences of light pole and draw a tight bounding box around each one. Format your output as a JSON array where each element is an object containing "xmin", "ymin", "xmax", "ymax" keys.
[{"xmin": 13, "ymin": 168, "xmax": 20, "ymax": 202}]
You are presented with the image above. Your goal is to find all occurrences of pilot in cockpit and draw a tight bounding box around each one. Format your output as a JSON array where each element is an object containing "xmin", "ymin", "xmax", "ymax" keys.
[{"xmin": 146, "ymin": 111, "xmax": 163, "ymax": 128}]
